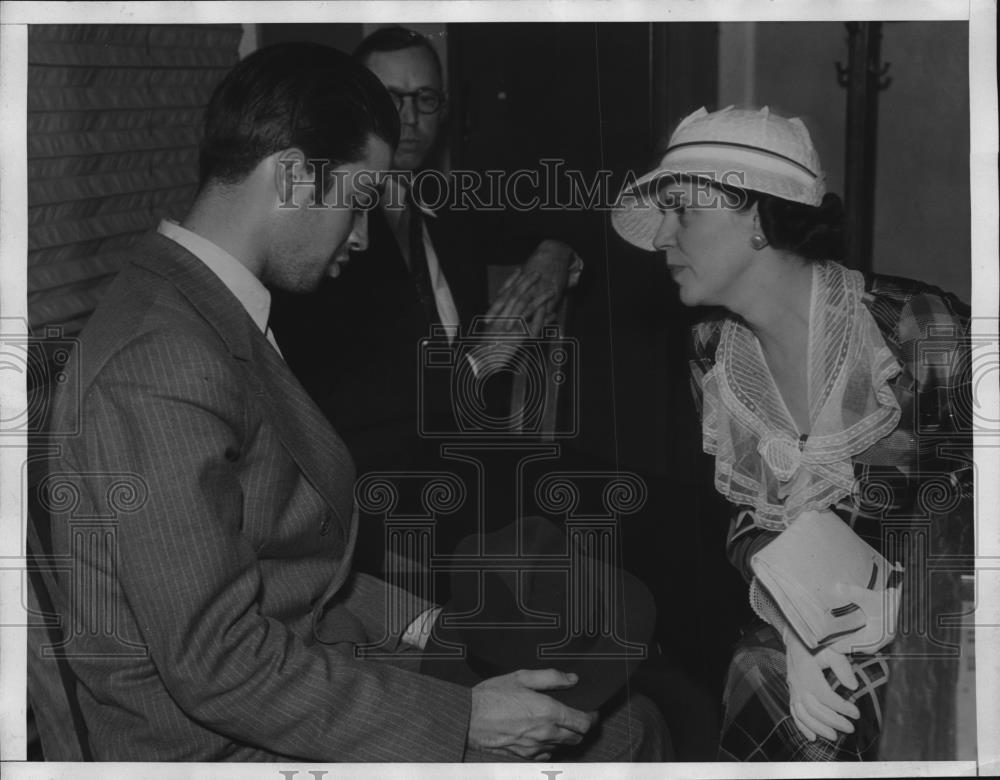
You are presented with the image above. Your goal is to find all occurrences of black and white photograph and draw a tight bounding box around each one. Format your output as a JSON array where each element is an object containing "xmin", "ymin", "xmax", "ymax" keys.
[{"xmin": 0, "ymin": 1, "xmax": 996, "ymax": 777}]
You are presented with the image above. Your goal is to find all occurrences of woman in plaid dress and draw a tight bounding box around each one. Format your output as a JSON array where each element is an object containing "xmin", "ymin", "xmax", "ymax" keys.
[{"xmin": 611, "ymin": 106, "xmax": 972, "ymax": 760}]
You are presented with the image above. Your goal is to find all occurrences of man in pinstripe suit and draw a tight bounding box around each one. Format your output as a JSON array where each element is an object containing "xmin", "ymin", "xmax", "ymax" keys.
[{"xmin": 42, "ymin": 43, "xmax": 666, "ymax": 762}]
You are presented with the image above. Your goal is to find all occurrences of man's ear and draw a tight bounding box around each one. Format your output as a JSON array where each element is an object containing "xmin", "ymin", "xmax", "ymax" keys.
[{"xmin": 272, "ymin": 148, "xmax": 308, "ymax": 207}]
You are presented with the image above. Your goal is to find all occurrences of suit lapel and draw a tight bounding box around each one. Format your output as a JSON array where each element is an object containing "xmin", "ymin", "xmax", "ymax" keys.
[
  {"xmin": 245, "ymin": 334, "xmax": 356, "ymax": 532},
  {"xmin": 132, "ymin": 233, "xmax": 356, "ymax": 537},
  {"xmin": 361, "ymin": 204, "xmax": 439, "ymax": 325}
]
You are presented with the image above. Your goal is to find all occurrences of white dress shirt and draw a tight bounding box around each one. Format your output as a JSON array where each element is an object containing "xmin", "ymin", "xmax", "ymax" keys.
[
  {"xmin": 157, "ymin": 220, "xmax": 283, "ymax": 356},
  {"xmin": 382, "ymin": 178, "xmax": 461, "ymax": 342}
]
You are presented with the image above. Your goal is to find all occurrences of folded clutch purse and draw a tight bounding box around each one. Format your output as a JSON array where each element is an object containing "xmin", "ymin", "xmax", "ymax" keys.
[{"xmin": 751, "ymin": 509, "xmax": 903, "ymax": 653}]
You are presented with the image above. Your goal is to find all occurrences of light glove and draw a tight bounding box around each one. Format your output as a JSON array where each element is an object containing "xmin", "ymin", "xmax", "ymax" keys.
[{"xmin": 784, "ymin": 625, "xmax": 861, "ymax": 742}]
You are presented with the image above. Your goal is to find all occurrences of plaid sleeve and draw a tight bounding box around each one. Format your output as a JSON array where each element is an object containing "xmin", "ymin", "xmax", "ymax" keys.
[
  {"xmin": 868, "ymin": 276, "xmax": 970, "ymax": 435},
  {"xmin": 908, "ymin": 290, "xmax": 975, "ymax": 522},
  {"xmin": 890, "ymin": 281, "xmax": 973, "ymax": 471},
  {"xmin": 726, "ymin": 506, "xmax": 780, "ymax": 583},
  {"xmin": 900, "ymin": 288, "xmax": 970, "ymax": 420},
  {"xmin": 866, "ymin": 275, "xmax": 974, "ymax": 516}
]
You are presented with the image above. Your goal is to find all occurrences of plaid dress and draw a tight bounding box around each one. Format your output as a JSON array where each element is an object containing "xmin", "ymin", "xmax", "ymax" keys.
[{"xmin": 690, "ymin": 271, "xmax": 973, "ymax": 761}]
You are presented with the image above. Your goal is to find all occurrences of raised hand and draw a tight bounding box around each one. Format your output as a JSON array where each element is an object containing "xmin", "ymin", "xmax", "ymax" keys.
[
  {"xmin": 481, "ymin": 269, "xmax": 556, "ymax": 340},
  {"xmin": 520, "ymin": 239, "xmax": 582, "ymax": 323}
]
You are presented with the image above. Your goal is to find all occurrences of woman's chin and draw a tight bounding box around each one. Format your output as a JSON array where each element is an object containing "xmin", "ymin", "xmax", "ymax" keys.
[{"xmin": 676, "ymin": 285, "xmax": 701, "ymax": 307}]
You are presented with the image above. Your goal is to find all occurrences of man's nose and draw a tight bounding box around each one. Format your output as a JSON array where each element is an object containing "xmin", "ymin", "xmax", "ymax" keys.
[
  {"xmin": 349, "ymin": 209, "xmax": 370, "ymax": 252},
  {"xmin": 398, "ymin": 96, "xmax": 418, "ymax": 126},
  {"xmin": 652, "ymin": 211, "xmax": 679, "ymax": 250}
]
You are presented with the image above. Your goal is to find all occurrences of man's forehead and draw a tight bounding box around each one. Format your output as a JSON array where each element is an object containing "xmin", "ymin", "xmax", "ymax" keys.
[
  {"xmin": 363, "ymin": 47, "xmax": 441, "ymax": 89},
  {"xmin": 364, "ymin": 135, "xmax": 393, "ymax": 171}
]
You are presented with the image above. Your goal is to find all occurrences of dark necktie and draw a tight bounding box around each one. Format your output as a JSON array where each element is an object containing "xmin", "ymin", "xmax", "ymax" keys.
[{"xmin": 407, "ymin": 196, "xmax": 440, "ymax": 324}]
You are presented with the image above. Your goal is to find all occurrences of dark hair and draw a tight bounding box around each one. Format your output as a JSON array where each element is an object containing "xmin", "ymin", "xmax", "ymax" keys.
[
  {"xmin": 198, "ymin": 43, "xmax": 400, "ymax": 188},
  {"xmin": 353, "ymin": 26, "xmax": 443, "ymax": 81},
  {"xmin": 740, "ymin": 190, "xmax": 846, "ymax": 261}
]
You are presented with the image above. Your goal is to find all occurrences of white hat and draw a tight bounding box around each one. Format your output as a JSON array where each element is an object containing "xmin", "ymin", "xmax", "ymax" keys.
[{"xmin": 611, "ymin": 106, "xmax": 826, "ymax": 251}]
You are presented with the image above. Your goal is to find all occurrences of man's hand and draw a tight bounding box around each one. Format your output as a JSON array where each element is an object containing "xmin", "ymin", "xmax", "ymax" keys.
[
  {"xmin": 784, "ymin": 627, "xmax": 860, "ymax": 742},
  {"xmin": 521, "ymin": 239, "xmax": 582, "ymax": 319},
  {"xmin": 481, "ymin": 269, "xmax": 556, "ymax": 341},
  {"xmin": 468, "ymin": 669, "xmax": 597, "ymax": 760},
  {"xmin": 481, "ymin": 240, "xmax": 581, "ymax": 341}
]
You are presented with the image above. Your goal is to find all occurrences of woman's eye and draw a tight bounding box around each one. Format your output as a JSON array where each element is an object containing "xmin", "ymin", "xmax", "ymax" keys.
[{"xmin": 656, "ymin": 191, "xmax": 686, "ymax": 212}]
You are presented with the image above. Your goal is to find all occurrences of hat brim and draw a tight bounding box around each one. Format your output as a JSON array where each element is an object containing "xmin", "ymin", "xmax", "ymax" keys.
[
  {"xmin": 419, "ymin": 518, "xmax": 657, "ymax": 711},
  {"xmin": 610, "ymin": 168, "xmax": 681, "ymax": 252},
  {"xmin": 611, "ymin": 148, "xmax": 825, "ymax": 252},
  {"xmin": 421, "ymin": 623, "xmax": 652, "ymax": 711}
]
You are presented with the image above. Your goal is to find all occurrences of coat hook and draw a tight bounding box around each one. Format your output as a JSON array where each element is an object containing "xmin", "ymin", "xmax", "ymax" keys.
[
  {"xmin": 876, "ymin": 62, "xmax": 893, "ymax": 90},
  {"xmin": 835, "ymin": 61, "xmax": 850, "ymax": 88},
  {"xmin": 835, "ymin": 24, "xmax": 891, "ymax": 92}
]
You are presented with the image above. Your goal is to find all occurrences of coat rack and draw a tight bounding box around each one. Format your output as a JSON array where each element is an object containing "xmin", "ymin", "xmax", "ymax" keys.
[{"xmin": 836, "ymin": 22, "xmax": 892, "ymax": 274}]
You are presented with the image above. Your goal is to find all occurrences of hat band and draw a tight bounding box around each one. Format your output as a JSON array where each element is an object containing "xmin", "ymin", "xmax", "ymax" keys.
[
  {"xmin": 665, "ymin": 140, "xmax": 819, "ymax": 179},
  {"xmin": 653, "ymin": 144, "xmax": 823, "ymax": 204}
]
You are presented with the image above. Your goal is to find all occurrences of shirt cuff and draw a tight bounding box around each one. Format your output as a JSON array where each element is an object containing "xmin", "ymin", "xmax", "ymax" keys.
[{"xmin": 402, "ymin": 606, "xmax": 443, "ymax": 649}]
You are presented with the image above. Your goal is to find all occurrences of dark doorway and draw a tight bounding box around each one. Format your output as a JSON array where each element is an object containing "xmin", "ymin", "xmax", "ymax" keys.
[{"xmin": 445, "ymin": 22, "xmax": 750, "ymax": 751}]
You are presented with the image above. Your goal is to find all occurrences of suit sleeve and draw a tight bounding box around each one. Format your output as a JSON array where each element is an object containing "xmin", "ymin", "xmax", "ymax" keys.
[
  {"xmin": 65, "ymin": 329, "xmax": 472, "ymax": 762},
  {"xmin": 336, "ymin": 569, "xmax": 434, "ymax": 648}
]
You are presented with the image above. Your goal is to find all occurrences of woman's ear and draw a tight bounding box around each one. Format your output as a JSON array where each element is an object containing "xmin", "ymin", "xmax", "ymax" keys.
[{"xmin": 748, "ymin": 204, "xmax": 770, "ymax": 251}]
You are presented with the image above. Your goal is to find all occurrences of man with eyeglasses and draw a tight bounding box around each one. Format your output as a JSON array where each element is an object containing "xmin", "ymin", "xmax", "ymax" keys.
[
  {"xmin": 271, "ymin": 28, "xmax": 583, "ymax": 580},
  {"xmin": 359, "ymin": 28, "xmax": 447, "ymax": 173}
]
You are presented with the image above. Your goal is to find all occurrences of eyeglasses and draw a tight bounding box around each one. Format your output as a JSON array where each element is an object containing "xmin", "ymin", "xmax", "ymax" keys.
[{"xmin": 387, "ymin": 87, "xmax": 446, "ymax": 115}]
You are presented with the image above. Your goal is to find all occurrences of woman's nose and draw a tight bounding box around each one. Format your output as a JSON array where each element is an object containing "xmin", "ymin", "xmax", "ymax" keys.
[{"xmin": 652, "ymin": 211, "xmax": 678, "ymax": 250}]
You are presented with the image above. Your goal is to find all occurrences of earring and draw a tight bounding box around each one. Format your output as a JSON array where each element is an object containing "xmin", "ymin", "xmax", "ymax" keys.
[{"xmin": 750, "ymin": 233, "xmax": 769, "ymax": 250}]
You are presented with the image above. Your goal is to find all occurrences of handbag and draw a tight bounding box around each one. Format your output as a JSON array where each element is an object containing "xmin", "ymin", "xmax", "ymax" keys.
[{"xmin": 751, "ymin": 509, "xmax": 903, "ymax": 653}]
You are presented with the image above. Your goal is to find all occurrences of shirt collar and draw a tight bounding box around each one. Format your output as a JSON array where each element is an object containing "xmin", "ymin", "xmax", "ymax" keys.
[{"xmin": 157, "ymin": 220, "xmax": 272, "ymax": 334}]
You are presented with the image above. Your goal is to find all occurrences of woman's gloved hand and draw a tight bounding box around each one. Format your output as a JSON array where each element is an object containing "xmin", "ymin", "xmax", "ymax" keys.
[{"xmin": 783, "ymin": 626, "xmax": 861, "ymax": 741}]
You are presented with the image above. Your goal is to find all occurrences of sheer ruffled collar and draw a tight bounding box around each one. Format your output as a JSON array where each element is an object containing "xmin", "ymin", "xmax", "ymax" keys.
[{"xmin": 700, "ymin": 261, "xmax": 902, "ymax": 530}]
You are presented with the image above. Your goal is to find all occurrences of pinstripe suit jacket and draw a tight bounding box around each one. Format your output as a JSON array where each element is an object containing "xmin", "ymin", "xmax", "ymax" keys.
[{"xmin": 43, "ymin": 232, "xmax": 472, "ymax": 761}]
